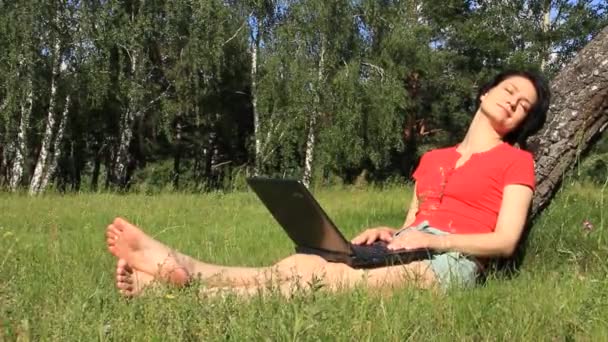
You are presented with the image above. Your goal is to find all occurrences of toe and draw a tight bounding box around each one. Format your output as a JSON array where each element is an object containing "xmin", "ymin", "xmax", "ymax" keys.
[
  {"xmin": 109, "ymin": 225, "xmax": 122, "ymax": 237},
  {"xmin": 105, "ymin": 229, "xmax": 115, "ymax": 240},
  {"xmin": 116, "ymin": 263, "xmax": 131, "ymax": 278},
  {"xmin": 106, "ymin": 226, "xmax": 120, "ymax": 241},
  {"xmin": 106, "ymin": 238, "xmax": 115, "ymax": 247},
  {"xmin": 117, "ymin": 275, "xmax": 133, "ymax": 284},
  {"xmin": 117, "ymin": 281, "xmax": 132, "ymax": 291},
  {"xmin": 113, "ymin": 217, "xmax": 126, "ymax": 230}
]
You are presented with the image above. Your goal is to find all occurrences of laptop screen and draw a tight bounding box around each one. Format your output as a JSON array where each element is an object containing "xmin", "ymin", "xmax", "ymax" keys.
[{"xmin": 247, "ymin": 178, "xmax": 352, "ymax": 254}]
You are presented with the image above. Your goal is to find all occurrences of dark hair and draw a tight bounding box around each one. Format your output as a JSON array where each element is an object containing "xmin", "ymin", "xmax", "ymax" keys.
[{"xmin": 476, "ymin": 70, "xmax": 551, "ymax": 150}]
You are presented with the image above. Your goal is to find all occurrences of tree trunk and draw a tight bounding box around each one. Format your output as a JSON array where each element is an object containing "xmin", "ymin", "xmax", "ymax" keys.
[
  {"xmin": 0, "ymin": 144, "xmax": 5, "ymax": 186},
  {"xmin": 113, "ymin": 107, "xmax": 135, "ymax": 187},
  {"xmin": 529, "ymin": 26, "xmax": 608, "ymax": 218},
  {"xmin": 173, "ymin": 115, "xmax": 182, "ymax": 189},
  {"xmin": 302, "ymin": 35, "xmax": 325, "ymax": 189},
  {"xmin": 39, "ymin": 94, "xmax": 70, "ymax": 192},
  {"xmin": 111, "ymin": 45, "xmax": 167, "ymax": 189},
  {"xmin": 91, "ymin": 149, "xmax": 101, "ymax": 191},
  {"xmin": 539, "ymin": 1, "xmax": 552, "ymax": 72},
  {"xmin": 29, "ymin": 38, "xmax": 62, "ymax": 195},
  {"xmin": 251, "ymin": 19, "xmax": 262, "ymax": 176},
  {"xmin": 0, "ymin": 97, "xmax": 8, "ymax": 184},
  {"xmin": 112, "ymin": 44, "xmax": 139, "ymax": 188},
  {"xmin": 9, "ymin": 86, "xmax": 32, "ymax": 191}
]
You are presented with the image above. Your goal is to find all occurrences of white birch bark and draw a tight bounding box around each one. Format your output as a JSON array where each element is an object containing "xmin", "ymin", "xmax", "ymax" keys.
[
  {"xmin": 113, "ymin": 47, "xmax": 138, "ymax": 186},
  {"xmin": 540, "ymin": 2, "xmax": 552, "ymax": 72},
  {"xmin": 29, "ymin": 38, "xmax": 62, "ymax": 195},
  {"xmin": 39, "ymin": 94, "xmax": 70, "ymax": 192},
  {"xmin": 251, "ymin": 21, "xmax": 262, "ymax": 176},
  {"xmin": 302, "ymin": 35, "xmax": 325, "ymax": 189},
  {"xmin": 113, "ymin": 108, "xmax": 135, "ymax": 186},
  {"xmin": 113, "ymin": 81, "xmax": 168, "ymax": 187},
  {"xmin": 9, "ymin": 86, "xmax": 32, "ymax": 191}
]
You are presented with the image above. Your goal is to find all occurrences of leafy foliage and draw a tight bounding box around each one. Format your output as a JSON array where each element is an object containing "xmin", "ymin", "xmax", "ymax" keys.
[{"xmin": 0, "ymin": 0, "xmax": 606, "ymax": 192}]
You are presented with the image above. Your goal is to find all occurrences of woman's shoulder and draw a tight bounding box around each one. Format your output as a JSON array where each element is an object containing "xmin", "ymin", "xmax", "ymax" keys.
[{"xmin": 500, "ymin": 143, "xmax": 535, "ymax": 162}]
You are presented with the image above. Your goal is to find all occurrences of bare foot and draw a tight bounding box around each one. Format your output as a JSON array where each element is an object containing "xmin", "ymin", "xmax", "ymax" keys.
[
  {"xmin": 115, "ymin": 259, "xmax": 154, "ymax": 297},
  {"xmin": 106, "ymin": 217, "xmax": 190, "ymax": 286}
]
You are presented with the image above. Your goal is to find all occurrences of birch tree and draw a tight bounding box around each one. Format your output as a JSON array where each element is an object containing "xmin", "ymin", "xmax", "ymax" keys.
[
  {"xmin": 9, "ymin": 77, "xmax": 32, "ymax": 191},
  {"xmin": 0, "ymin": 1, "xmax": 37, "ymax": 191},
  {"xmin": 288, "ymin": 0, "xmax": 351, "ymax": 188},
  {"xmin": 244, "ymin": 0, "xmax": 281, "ymax": 176},
  {"xmin": 302, "ymin": 32, "xmax": 324, "ymax": 188},
  {"xmin": 97, "ymin": 0, "xmax": 169, "ymax": 188},
  {"xmin": 29, "ymin": 2, "xmax": 74, "ymax": 195}
]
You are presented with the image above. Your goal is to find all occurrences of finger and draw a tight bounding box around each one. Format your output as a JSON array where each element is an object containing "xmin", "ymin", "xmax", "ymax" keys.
[
  {"xmin": 379, "ymin": 231, "xmax": 393, "ymax": 242},
  {"xmin": 351, "ymin": 234, "xmax": 365, "ymax": 244},
  {"xmin": 364, "ymin": 233, "xmax": 378, "ymax": 245},
  {"xmin": 387, "ymin": 241, "xmax": 405, "ymax": 250},
  {"xmin": 352, "ymin": 229, "xmax": 374, "ymax": 244}
]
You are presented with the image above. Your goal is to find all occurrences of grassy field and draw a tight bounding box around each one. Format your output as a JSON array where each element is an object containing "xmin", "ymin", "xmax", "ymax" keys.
[{"xmin": 1, "ymin": 181, "xmax": 607, "ymax": 341}]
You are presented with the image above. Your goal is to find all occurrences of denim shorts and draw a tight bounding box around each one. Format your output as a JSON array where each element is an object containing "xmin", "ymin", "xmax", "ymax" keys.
[{"xmin": 393, "ymin": 221, "xmax": 480, "ymax": 289}]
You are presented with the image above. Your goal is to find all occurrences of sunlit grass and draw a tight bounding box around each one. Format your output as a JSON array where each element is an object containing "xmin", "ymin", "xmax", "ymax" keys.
[{"xmin": 0, "ymin": 181, "xmax": 607, "ymax": 340}]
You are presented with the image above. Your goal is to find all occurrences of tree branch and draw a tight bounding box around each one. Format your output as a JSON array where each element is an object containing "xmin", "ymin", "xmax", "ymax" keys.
[
  {"xmin": 224, "ymin": 13, "xmax": 252, "ymax": 47},
  {"xmin": 361, "ymin": 62, "xmax": 385, "ymax": 80},
  {"xmin": 133, "ymin": 87, "xmax": 171, "ymax": 118}
]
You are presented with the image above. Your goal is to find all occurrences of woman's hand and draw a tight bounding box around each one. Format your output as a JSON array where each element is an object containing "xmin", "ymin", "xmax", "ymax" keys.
[
  {"xmin": 351, "ymin": 227, "xmax": 396, "ymax": 245},
  {"xmin": 387, "ymin": 229, "xmax": 442, "ymax": 251}
]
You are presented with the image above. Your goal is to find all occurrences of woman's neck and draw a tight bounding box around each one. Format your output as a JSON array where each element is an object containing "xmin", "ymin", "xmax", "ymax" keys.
[{"xmin": 458, "ymin": 111, "xmax": 503, "ymax": 155}]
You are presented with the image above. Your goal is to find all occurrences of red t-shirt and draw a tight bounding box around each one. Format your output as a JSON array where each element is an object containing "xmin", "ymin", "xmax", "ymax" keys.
[{"xmin": 410, "ymin": 142, "xmax": 535, "ymax": 234}]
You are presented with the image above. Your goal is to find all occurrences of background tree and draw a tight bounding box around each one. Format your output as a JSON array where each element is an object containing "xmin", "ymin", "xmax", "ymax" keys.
[{"xmin": 0, "ymin": 0, "xmax": 606, "ymax": 194}]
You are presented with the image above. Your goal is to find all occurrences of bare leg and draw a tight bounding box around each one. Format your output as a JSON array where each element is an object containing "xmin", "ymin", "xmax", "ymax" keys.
[
  {"xmin": 105, "ymin": 217, "xmax": 437, "ymax": 296},
  {"xmin": 106, "ymin": 217, "xmax": 281, "ymax": 287},
  {"xmin": 199, "ymin": 256, "xmax": 437, "ymax": 298}
]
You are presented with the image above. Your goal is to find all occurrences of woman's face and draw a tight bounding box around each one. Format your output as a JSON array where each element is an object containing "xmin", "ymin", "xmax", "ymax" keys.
[{"xmin": 479, "ymin": 75, "xmax": 538, "ymax": 136}]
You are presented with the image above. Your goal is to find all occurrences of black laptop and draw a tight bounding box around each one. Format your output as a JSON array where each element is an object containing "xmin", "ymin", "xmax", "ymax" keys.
[{"xmin": 246, "ymin": 177, "xmax": 433, "ymax": 268}]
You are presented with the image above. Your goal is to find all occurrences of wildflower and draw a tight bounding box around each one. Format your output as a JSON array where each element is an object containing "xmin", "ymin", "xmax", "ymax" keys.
[{"xmin": 165, "ymin": 294, "xmax": 176, "ymax": 299}]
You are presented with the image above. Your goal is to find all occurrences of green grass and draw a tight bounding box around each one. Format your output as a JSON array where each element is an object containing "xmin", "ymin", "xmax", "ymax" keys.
[{"xmin": 1, "ymin": 182, "xmax": 607, "ymax": 340}]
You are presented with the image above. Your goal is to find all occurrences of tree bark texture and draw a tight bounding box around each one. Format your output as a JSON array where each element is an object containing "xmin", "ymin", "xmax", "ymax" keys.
[
  {"xmin": 9, "ymin": 86, "xmax": 32, "ymax": 191},
  {"xmin": 302, "ymin": 35, "xmax": 325, "ymax": 189},
  {"xmin": 529, "ymin": 26, "xmax": 608, "ymax": 218},
  {"xmin": 39, "ymin": 94, "xmax": 70, "ymax": 192},
  {"xmin": 112, "ymin": 106, "xmax": 136, "ymax": 187},
  {"xmin": 29, "ymin": 37, "xmax": 62, "ymax": 195},
  {"xmin": 251, "ymin": 18, "xmax": 262, "ymax": 176}
]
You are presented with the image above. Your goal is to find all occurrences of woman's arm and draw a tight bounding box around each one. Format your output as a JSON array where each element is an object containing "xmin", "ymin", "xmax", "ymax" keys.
[
  {"xmin": 351, "ymin": 184, "xmax": 419, "ymax": 244},
  {"xmin": 401, "ymin": 185, "xmax": 419, "ymax": 229},
  {"xmin": 388, "ymin": 184, "xmax": 533, "ymax": 258},
  {"xmin": 435, "ymin": 184, "xmax": 533, "ymax": 257}
]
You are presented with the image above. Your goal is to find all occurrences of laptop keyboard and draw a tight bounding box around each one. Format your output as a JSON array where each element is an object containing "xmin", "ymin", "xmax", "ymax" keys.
[
  {"xmin": 349, "ymin": 241, "xmax": 432, "ymax": 267},
  {"xmin": 350, "ymin": 241, "xmax": 392, "ymax": 259}
]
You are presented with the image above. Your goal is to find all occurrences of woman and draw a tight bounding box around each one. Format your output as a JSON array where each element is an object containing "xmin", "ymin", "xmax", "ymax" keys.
[{"xmin": 106, "ymin": 69, "xmax": 551, "ymax": 297}]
